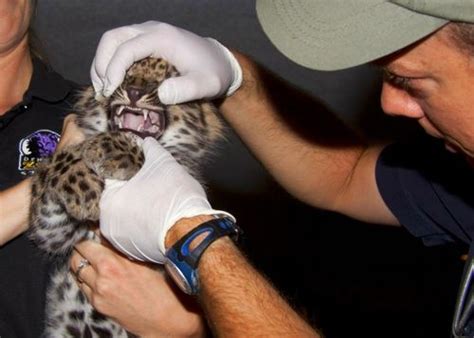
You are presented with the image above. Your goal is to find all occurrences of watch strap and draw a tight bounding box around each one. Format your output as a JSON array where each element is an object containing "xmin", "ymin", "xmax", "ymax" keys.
[{"xmin": 165, "ymin": 216, "xmax": 240, "ymax": 294}]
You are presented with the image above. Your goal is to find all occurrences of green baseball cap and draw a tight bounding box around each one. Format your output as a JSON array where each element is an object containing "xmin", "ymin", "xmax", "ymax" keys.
[{"xmin": 256, "ymin": 0, "xmax": 474, "ymax": 71}]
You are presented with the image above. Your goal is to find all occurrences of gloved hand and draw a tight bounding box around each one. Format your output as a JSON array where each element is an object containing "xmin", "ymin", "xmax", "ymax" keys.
[
  {"xmin": 99, "ymin": 137, "xmax": 234, "ymax": 264},
  {"xmin": 91, "ymin": 21, "xmax": 242, "ymax": 104}
]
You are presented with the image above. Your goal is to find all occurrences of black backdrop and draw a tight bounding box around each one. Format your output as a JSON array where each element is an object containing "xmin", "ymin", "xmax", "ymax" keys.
[{"xmin": 33, "ymin": 1, "xmax": 463, "ymax": 337}]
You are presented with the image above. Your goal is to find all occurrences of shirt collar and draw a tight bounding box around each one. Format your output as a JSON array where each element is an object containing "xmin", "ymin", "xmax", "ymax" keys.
[{"xmin": 28, "ymin": 58, "xmax": 73, "ymax": 103}]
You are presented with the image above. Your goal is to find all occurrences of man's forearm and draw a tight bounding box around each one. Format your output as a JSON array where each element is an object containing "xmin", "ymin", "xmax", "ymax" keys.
[
  {"xmin": 0, "ymin": 178, "xmax": 31, "ymax": 245},
  {"xmin": 199, "ymin": 238, "xmax": 319, "ymax": 337},
  {"xmin": 167, "ymin": 217, "xmax": 320, "ymax": 337},
  {"xmin": 220, "ymin": 52, "xmax": 367, "ymax": 211}
]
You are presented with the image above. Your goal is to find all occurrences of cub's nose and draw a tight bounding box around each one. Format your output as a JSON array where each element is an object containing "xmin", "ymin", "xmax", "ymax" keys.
[{"xmin": 126, "ymin": 86, "xmax": 144, "ymax": 104}]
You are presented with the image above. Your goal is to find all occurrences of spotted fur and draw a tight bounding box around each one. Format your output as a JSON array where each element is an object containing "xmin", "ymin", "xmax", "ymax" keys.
[{"xmin": 28, "ymin": 57, "xmax": 224, "ymax": 337}]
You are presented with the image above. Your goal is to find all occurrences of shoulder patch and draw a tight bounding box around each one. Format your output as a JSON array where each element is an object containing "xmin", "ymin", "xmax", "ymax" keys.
[{"xmin": 18, "ymin": 129, "xmax": 60, "ymax": 175}]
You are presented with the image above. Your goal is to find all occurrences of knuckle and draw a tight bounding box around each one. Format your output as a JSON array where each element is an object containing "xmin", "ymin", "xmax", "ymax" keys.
[
  {"xmin": 114, "ymin": 44, "xmax": 131, "ymax": 60},
  {"xmin": 95, "ymin": 279, "xmax": 112, "ymax": 297},
  {"xmin": 156, "ymin": 23, "xmax": 179, "ymax": 38},
  {"xmin": 96, "ymin": 257, "xmax": 120, "ymax": 277},
  {"xmin": 100, "ymin": 28, "xmax": 121, "ymax": 42},
  {"xmin": 97, "ymin": 260, "xmax": 113, "ymax": 274}
]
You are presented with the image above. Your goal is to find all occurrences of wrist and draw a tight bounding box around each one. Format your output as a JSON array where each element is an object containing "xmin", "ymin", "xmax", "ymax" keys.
[
  {"xmin": 224, "ymin": 51, "xmax": 262, "ymax": 102},
  {"xmin": 165, "ymin": 215, "xmax": 214, "ymax": 250},
  {"xmin": 164, "ymin": 216, "xmax": 240, "ymax": 295},
  {"xmin": 205, "ymin": 39, "xmax": 242, "ymax": 97},
  {"xmin": 220, "ymin": 51, "xmax": 267, "ymax": 122}
]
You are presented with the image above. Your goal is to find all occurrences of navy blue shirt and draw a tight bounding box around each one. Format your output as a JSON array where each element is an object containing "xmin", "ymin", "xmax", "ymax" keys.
[
  {"xmin": 0, "ymin": 59, "xmax": 75, "ymax": 338},
  {"xmin": 376, "ymin": 135, "xmax": 474, "ymax": 247}
]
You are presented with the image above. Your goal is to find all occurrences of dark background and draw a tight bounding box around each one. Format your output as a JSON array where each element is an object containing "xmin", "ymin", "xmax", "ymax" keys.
[{"xmin": 34, "ymin": 1, "xmax": 464, "ymax": 337}]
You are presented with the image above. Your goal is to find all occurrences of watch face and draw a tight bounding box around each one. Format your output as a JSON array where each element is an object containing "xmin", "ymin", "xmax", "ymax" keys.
[{"xmin": 165, "ymin": 261, "xmax": 193, "ymax": 295}]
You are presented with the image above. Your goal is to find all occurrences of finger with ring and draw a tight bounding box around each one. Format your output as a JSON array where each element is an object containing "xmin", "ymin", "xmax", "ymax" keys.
[{"xmin": 74, "ymin": 258, "xmax": 90, "ymax": 283}]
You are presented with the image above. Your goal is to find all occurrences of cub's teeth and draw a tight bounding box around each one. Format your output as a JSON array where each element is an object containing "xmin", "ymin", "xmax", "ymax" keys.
[
  {"xmin": 116, "ymin": 106, "xmax": 125, "ymax": 116},
  {"xmin": 143, "ymin": 109, "xmax": 149, "ymax": 121},
  {"xmin": 114, "ymin": 117, "xmax": 123, "ymax": 129},
  {"xmin": 138, "ymin": 123, "xmax": 144, "ymax": 132}
]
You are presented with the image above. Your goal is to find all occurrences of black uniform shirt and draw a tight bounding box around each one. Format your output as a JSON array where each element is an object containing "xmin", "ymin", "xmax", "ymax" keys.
[
  {"xmin": 0, "ymin": 58, "xmax": 75, "ymax": 338},
  {"xmin": 376, "ymin": 135, "xmax": 474, "ymax": 247}
]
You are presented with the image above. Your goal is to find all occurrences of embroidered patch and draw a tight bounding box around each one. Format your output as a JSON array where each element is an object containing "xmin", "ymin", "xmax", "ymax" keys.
[{"xmin": 18, "ymin": 129, "xmax": 60, "ymax": 175}]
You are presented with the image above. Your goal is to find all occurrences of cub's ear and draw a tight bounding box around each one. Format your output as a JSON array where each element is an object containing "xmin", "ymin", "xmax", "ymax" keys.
[
  {"xmin": 72, "ymin": 86, "xmax": 109, "ymax": 136},
  {"xmin": 73, "ymin": 86, "xmax": 96, "ymax": 108}
]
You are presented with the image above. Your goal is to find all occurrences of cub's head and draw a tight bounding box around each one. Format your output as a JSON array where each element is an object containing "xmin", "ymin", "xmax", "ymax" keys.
[
  {"xmin": 76, "ymin": 57, "xmax": 178, "ymax": 138},
  {"xmin": 74, "ymin": 57, "xmax": 224, "ymax": 175},
  {"xmin": 108, "ymin": 58, "xmax": 179, "ymax": 139}
]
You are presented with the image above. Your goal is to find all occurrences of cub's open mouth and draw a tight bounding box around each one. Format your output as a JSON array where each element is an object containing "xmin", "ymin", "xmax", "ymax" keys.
[{"xmin": 113, "ymin": 105, "xmax": 166, "ymax": 138}]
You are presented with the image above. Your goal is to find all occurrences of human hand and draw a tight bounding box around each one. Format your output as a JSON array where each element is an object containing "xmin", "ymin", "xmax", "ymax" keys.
[
  {"xmin": 99, "ymin": 137, "xmax": 234, "ymax": 263},
  {"xmin": 70, "ymin": 240, "xmax": 206, "ymax": 338},
  {"xmin": 57, "ymin": 114, "xmax": 86, "ymax": 150},
  {"xmin": 0, "ymin": 115, "xmax": 86, "ymax": 246},
  {"xmin": 91, "ymin": 21, "xmax": 242, "ymax": 104}
]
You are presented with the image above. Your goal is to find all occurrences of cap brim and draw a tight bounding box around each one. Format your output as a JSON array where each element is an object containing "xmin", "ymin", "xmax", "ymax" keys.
[{"xmin": 256, "ymin": 0, "xmax": 448, "ymax": 71}]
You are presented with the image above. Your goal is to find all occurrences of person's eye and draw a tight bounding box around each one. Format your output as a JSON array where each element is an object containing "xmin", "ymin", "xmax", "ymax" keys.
[{"xmin": 382, "ymin": 69, "xmax": 412, "ymax": 90}]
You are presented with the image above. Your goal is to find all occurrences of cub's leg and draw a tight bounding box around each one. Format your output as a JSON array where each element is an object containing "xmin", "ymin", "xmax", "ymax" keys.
[
  {"xmin": 29, "ymin": 143, "xmax": 104, "ymax": 255},
  {"xmin": 82, "ymin": 132, "xmax": 144, "ymax": 181}
]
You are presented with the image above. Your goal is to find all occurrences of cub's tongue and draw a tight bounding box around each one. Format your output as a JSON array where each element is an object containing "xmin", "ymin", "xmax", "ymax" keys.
[
  {"xmin": 115, "ymin": 107, "xmax": 165, "ymax": 137},
  {"xmin": 123, "ymin": 112, "xmax": 144, "ymax": 131}
]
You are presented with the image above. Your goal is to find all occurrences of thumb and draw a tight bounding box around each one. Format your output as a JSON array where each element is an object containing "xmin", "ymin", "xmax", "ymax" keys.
[
  {"xmin": 100, "ymin": 179, "xmax": 127, "ymax": 205},
  {"xmin": 90, "ymin": 58, "xmax": 104, "ymax": 95},
  {"xmin": 142, "ymin": 137, "xmax": 168, "ymax": 159},
  {"xmin": 158, "ymin": 73, "xmax": 220, "ymax": 104},
  {"xmin": 139, "ymin": 138, "xmax": 176, "ymax": 174},
  {"xmin": 103, "ymin": 178, "xmax": 127, "ymax": 191}
]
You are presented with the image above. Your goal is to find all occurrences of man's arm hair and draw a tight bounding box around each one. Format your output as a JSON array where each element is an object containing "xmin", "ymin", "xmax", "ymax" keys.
[
  {"xmin": 219, "ymin": 52, "xmax": 398, "ymax": 226},
  {"xmin": 167, "ymin": 216, "xmax": 322, "ymax": 337}
]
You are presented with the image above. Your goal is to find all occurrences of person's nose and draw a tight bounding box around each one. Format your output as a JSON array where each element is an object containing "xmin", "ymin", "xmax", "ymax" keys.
[{"xmin": 380, "ymin": 83, "xmax": 423, "ymax": 119}]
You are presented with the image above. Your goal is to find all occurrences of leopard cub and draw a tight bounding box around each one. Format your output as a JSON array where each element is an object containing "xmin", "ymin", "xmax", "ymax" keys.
[{"xmin": 29, "ymin": 57, "xmax": 224, "ymax": 337}]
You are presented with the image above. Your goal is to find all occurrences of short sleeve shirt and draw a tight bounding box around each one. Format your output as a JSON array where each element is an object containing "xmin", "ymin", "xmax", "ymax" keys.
[
  {"xmin": 0, "ymin": 59, "xmax": 75, "ymax": 337},
  {"xmin": 376, "ymin": 136, "xmax": 474, "ymax": 247}
]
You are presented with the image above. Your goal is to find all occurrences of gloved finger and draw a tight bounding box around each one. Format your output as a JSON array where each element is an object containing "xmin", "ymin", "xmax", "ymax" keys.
[
  {"xmin": 141, "ymin": 137, "xmax": 171, "ymax": 161},
  {"xmin": 90, "ymin": 57, "xmax": 103, "ymax": 95},
  {"xmin": 102, "ymin": 33, "xmax": 174, "ymax": 96},
  {"xmin": 158, "ymin": 72, "xmax": 221, "ymax": 104},
  {"xmin": 207, "ymin": 38, "xmax": 244, "ymax": 96},
  {"xmin": 99, "ymin": 179, "xmax": 126, "ymax": 232},
  {"xmin": 106, "ymin": 231, "xmax": 145, "ymax": 262},
  {"xmin": 92, "ymin": 26, "xmax": 142, "ymax": 93},
  {"xmin": 99, "ymin": 179, "xmax": 126, "ymax": 212},
  {"xmin": 102, "ymin": 178, "xmax": 125, "ymax": 196},
  {"xmin": 130, "ymin": 240, "xmax": 163, "ymax": 264}
]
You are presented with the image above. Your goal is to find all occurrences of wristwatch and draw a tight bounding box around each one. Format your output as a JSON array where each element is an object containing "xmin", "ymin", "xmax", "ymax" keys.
[{"xmin": 164, "ymin": 216, "xmax": 240, "ymax": 295}]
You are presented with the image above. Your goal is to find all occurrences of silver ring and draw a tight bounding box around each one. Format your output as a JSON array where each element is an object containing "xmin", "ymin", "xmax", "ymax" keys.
[{"xmin": 74, "ymin": 258, "xmax": 90, "ymax": 283}]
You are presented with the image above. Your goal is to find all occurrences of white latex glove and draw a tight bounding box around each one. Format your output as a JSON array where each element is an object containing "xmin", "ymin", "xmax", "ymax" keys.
[
  {"xmin": 91, "ymin": 21, "xmax": 242, "ymax": 104},
  {"xmin": 99, "ymin": 137, "xmax": 234, "ymax": 264}
]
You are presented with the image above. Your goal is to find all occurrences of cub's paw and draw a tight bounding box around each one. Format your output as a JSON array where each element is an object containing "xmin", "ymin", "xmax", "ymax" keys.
[{"xmin": 82, "ymin": 132, "xmax": 144, "ymax": 181}]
